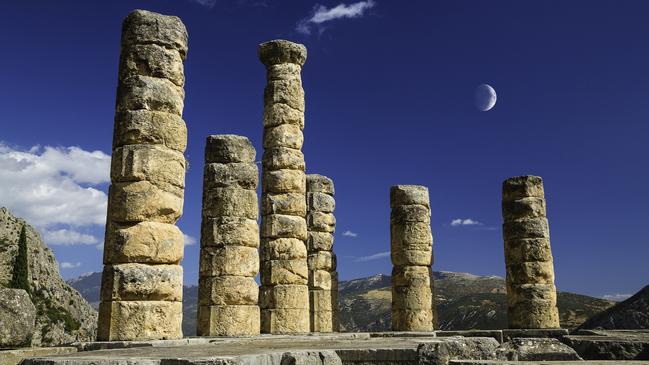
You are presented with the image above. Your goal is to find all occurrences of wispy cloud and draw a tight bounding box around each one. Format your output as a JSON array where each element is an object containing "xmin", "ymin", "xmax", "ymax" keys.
[
  {"xmin": 342, "ymin": 230, "xmax": 358, "ymax": 237},
  {"xmin": 183, "ymin": 234, "xmax": 197, "ymax": 246},
  {"xmin": 296, "ymin": 0, "xmax": 376, "ymax": 35},
  {"xmin": 60, "ymin": 262, "xmax": 81, "ymax": 269},
  {"xmin": 188, "ymin": 0, "xmax": 267, "ymax": 8},
  {"xmin": 450, "ymin": 218, "xmax": 482, "ymax": 227},
  {"xmin": 355, "ymin": 251, "xmax": 389, "ymax": 262},
  {"xmin": 43, "ymin": 229, "xmax": 99, "ymax": 246},
  {"xmin": 602, "ymin": 293, "xmax": 632, "ymax": 302},
  {"xmin": 0, "ymin": 143, "xmax": 110, "ymax": 228},
  {"xmin": 189, "ymin": 0, "xmax": 217, "ymax": 8}
]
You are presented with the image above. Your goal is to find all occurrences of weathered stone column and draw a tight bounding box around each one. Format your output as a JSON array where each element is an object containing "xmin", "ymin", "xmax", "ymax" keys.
[
  {"xmin": 502, "ymin": 175, "xmax": 560, "ymax": 329},
  {"xmin": 390, "ymin": 185, "xmax": 434, "ymax": 331},
  {"xmin": 306, "ymin": 174, "xmax": 339, "ymax": 332},
  {"xmin": 98, "ymin": 9, "xmax": 188, "ymax": 341},
  {"xmin": 197, "ymin": 135, "xmax": 260, "ymax": 336},
  {"xmin": 258, "ymin": 39, "xmax": 310, "ymax": 334}
]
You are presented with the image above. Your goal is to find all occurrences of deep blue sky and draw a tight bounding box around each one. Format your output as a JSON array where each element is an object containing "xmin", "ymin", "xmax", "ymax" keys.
[{"xmin": 1, "ymin": 0, "xmax": 648, "ymax": 299}]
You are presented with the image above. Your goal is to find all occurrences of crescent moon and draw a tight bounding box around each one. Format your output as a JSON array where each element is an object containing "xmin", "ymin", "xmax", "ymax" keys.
[{"xmin": 475, "ymin": 84, "xmax": 497, "ymax": 111}]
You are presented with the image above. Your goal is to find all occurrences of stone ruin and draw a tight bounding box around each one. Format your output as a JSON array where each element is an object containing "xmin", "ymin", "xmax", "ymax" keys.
[
  {"xmin": 96, "ymin": 9, "xmax": 564, "ymax": 341},
  {"xmin": 198, "ymin": 135, "xmax": 260, "ymax": 336},
  {"xmin": 98, "ymin": 9, "xmax": 188, "ymax": 341},
  {"xmin": 307, "ymin": 174, "xmax": 339, "ymax": 332},
  {"xmin": 390, "ymin": 185, "xmax": 435, "ymax": 331},
  {"xmin": 3, "ymin": 7, "xmax": 648, "ymax": 365},
  {"xmin": 502, "ymin": 176, "xmax": 560, "ymax": 329},
  {"xmin": 258, "ymin": 40, "xmax": 310, "ymax": 334}
]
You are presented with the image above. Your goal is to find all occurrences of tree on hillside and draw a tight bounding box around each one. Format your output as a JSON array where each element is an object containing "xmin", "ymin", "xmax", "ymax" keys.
[{"xmin": 10, "ymin": 225, "xmax": 30, "ymax": 294}]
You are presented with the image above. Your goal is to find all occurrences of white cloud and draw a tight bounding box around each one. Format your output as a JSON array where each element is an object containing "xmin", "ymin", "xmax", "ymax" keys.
[
  {"xmin": 60, "ymin": 262, "xmax": 81, "ymax": 269},
  {"xmin": 0, "ymin": 143, "xmax": 110, "ymax": 228},
  {"xmin": 43, "ymin": 229, "xmax": 100, "ymax": 246},
  {"xmin": 183, "ymin": 234, "xmax": 197, "ymax": 246},
  {"xmin": 296, "ymin": 0, "xmax": 376, "ymax": 35},
  {"xmin": 355, "ymin": 251, "xmax": 389, "ymax": 262},
  {"xmin": 342, "ymin": 230, "xmax": 358, "ymax": 238},
  {"xmin": 450, "ymin": 218, "xmax": 482, "ymax": 227},
  {"xmin": 602, "ymin": 293, "xmax": 632, "ymax": 302}
]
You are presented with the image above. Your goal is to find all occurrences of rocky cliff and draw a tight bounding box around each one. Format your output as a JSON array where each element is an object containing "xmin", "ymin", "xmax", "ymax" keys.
[
  {"xmin": 0, "ymin": 207, "xmax": 97, "ymax": 346},
  {"xmin": 578, "ymin": 284, "xmax": 649, "ymax": 330}
]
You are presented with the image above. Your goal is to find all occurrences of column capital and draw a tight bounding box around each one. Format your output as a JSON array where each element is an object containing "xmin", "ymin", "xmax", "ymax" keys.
[{"xmin": 259, "ymin": 40, "xmax": 307, "ymax": 67}]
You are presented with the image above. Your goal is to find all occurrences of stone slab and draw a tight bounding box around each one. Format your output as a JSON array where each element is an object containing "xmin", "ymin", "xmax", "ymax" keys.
[
  {"xmin": 0, "ymin": 347, "xmax": 77, "ymax": 365},
  {"xmin": 560, "ymin": 334, "xmax": 649, "ymax": 360},
  {"xmin": 72, "ymin": 333, "xmax": 370, "ymax": 351},
  {"xmin": 336, "ymin": 348, "xmax": 418, "ymax": 364},
  {"xmin": 23, "ymin": 332, "xmax": 649, "ymax": 365},
  {"xmin": 571, "ymin": 330, "xmax": 649, "ymax": 338},
  {"xmin": 502, "ymin": 329, "xmax": 568, "ymax": 341},
  {"xmin": 435, "ymin": 330, "xmax": 504, "ymax": 344},
  {"xmin": 495, "ymin": 338, "xmax": 581, "ymax": 361},
  {"xmin": 25, "ymin": 334, "xmax": 433, "ymax": 365},
  {"xmin": 450, "ymin": 361, "xmax": 649, "ymax": 364},
  {"xmin": 370, "ymin": 332, "xmax": 437, "ymax": 338}
]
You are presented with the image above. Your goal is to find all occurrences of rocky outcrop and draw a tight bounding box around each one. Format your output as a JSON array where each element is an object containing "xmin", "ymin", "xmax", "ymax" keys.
[
  {"xmin": 579, "ymin": 284, "xmax": 649, "ymax": 330},
  {"xmin": 0, "ymin": 288, "xmax": 36, "ymax": 347},
  {"xmin": 0, "ymin": 207, "xmax": 97, "ymax": 346}
]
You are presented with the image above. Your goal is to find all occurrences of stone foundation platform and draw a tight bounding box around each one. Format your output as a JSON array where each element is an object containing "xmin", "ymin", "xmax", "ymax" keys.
[{"xmin": 15, "ymin": 331, "xmax": 649, "ymax": 365}]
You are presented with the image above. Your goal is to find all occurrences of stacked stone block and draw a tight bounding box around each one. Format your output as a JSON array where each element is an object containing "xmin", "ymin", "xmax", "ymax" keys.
[
  {"xmin": 197, "ymin": 135, "xmax": 260, "ymax": 336},
  {"xmin": 390, "ymin": 185, "xmax": 434, "ymax": 331},
  {"xmin": 502, "ymin": 175, "xmax": 560, "ymax": 329},
  {"xmin": 98, "ymin": 9, "xmax": 188, "ymax": 341},
  {"xmin": 306, "ymin": 174, "xmax": 339, "ymax": 332},
  {"xmin": 258, "ymin": 39, "xmax": 310, "ymax": 334}
]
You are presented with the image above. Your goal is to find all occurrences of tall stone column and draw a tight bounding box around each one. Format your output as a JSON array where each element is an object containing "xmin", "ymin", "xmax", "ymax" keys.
[
  {"xmin": 502, "ymin": 175, "xmax": 560, "ymax": 329},
  {"xmin": 197, "ymin": 135, "xmax": 260, "ymax": 336},
  {"xmin": 98, "ymin": 9, "xmax": 188, "ymax": 341},
  {"xmin": 258, "ymin": 39, "xmax": 310, "ymax": 334},
  {"xmin": 390, "ymin": 185, "xmax": 434, "ymax": 331},
  {"xmin": 306, "ymin": 174, "xmax": 339, "ymax": 332}
]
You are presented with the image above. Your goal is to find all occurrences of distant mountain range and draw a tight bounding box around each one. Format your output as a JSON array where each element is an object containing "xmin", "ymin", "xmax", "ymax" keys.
[
  {"xmin": 578, "ymin": 284, "xmax": 649, "ymax": 330},
  {"xmin": 68, "ymin": 270, "xmax": 619, "ymax": 335},
  {"xmin": 337, "ymin": 272, "xmax": 616, "ymax": 331}
]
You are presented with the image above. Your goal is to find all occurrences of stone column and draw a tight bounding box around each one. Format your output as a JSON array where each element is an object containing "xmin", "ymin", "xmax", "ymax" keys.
[
  {"xmin": 258, "ymin": 39, "xmax": 310, "ymax": 334},
  {"xmin": 502, "ymin": 175, "xmax": 560, "ymax": 329},
  {"xmin": 197, "ymin": 135, "xmax": 260, "ymax": 336},
  {"xmin": 98, "ymin": 9, "xmax": 188, "ymax": 341},
  {"xmin": 390, "ymin": 185, "xmax": 434, "ymax": 331},
  {"xmin": 306, "ymin": 174, "xmax": 339, "ymax": 332}
]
